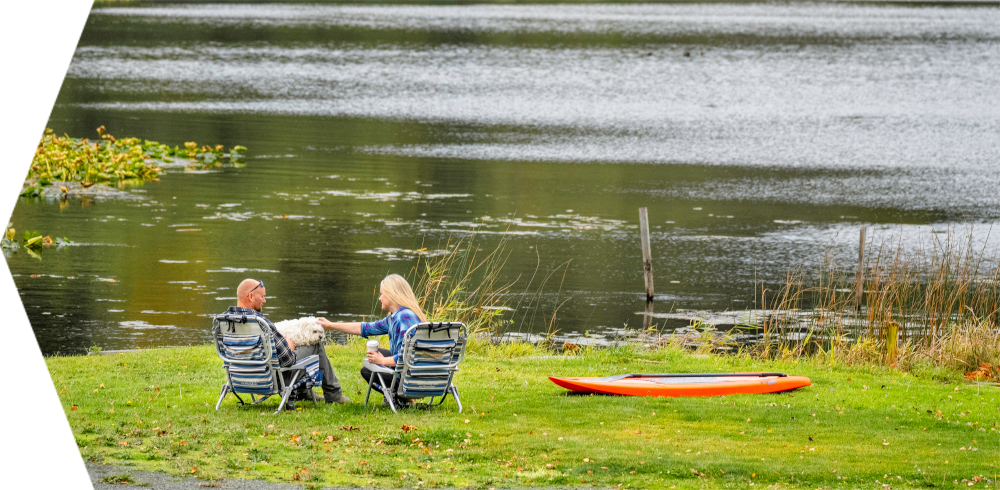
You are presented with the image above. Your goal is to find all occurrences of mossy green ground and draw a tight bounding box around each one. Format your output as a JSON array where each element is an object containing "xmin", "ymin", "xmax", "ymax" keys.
[{"xmin": 48, "ymin": 341, "xmax": 999, "ymax": 489}]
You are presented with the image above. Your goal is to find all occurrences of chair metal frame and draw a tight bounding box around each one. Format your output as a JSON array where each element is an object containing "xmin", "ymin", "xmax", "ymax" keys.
[
  {"xmin": 364, "ymin": 321, "xmax": 467, "ymax": 413},
  {"xmin": 212, "ymin": 311, "xmax": 321, "ymax": 414}
]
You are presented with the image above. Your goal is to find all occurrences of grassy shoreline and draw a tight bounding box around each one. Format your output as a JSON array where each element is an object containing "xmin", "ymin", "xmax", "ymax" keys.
[{"xmin": 49, "ymin": 339, "xmax": 999, "ymax": 489}]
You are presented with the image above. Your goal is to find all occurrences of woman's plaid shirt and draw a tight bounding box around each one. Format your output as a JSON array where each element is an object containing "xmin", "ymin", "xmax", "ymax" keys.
[{"xmin": 360, "ymin": 306, "xmax": 421, "ymax": 365}]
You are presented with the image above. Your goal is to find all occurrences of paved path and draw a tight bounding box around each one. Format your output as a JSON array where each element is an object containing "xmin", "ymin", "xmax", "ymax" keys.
[{"xmin": 0, "ymin": 463, "xmax": 320, "ymax": 490}]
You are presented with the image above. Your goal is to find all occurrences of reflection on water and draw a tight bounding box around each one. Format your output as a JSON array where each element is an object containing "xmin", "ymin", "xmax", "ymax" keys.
[
  {"xmin": 88, "ymin": 3, "xmax": 1000, "ymax": 45},
  {"xmin": 11, "ymin": 2, "xmax": 1000, "ymax": 354}
]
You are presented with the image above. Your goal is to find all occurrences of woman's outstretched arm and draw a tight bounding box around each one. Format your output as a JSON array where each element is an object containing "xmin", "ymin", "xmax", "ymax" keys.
[{"xmin": 317, "ymin": 318, "xmax": 362, "ymax": 336}]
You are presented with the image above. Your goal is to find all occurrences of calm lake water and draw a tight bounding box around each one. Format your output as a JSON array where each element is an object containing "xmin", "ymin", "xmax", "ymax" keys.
[{"xmin": 12, "ymin": 2, "xmax": 1000, "ymax": 355}]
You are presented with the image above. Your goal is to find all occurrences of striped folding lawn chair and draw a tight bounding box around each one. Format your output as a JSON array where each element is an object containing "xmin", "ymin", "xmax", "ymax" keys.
[
  {"xmin": 364, "ymin": 322, "xmax": 467, "ymax": 413},
  {"xmin": 212, "ymin": 311, "xmax": 323, "ymax": 414}
]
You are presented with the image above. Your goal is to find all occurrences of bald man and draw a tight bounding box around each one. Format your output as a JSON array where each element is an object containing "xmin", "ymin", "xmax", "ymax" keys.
[
  {"xmin": 221, "ymin": 278, "xmax": 350, "ymax": 405},
  {"xmin": 220, "ymin": 278, "xmax": 296, "ymax": 367}
]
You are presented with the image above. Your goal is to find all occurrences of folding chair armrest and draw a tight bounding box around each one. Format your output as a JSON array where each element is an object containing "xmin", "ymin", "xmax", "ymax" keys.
[
  {"xmin": 363, "ymin": 359, "xmax": 394, "ymax": 374},
  {"xmin": 281, "ymin": 354, "xmax": 319, "ymax": 372}
]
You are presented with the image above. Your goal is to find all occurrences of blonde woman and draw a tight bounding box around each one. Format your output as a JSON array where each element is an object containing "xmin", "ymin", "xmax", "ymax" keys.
[{"xmin": 318, "ymin": 274, "xmax": 426, "ymax": 385}]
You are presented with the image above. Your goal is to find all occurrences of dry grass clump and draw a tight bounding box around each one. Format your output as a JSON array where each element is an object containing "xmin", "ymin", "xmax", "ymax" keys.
[
  {"xmin": 408, "ymin": 231, "xmax": 516, "ymax": 339},
  {"xmin": 405, "ymin": 228, "xmax": 575, "ymax": 353},
  {"xmin": 742, "ymin": 227, "xmax": 1000, "ymax": 377},
  {"xmin": 398, "ymin": 226, "xmax": 998, "ymax": 379},
  {"xmin": 923, "ymin": 319, "xmax": 1000, "ymax": 373}
]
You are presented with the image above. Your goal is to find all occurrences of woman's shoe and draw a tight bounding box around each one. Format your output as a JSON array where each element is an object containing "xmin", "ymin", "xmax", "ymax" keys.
[{"xmin": 380, "ymin": 398, "xmax": 410, "ymax": 409}]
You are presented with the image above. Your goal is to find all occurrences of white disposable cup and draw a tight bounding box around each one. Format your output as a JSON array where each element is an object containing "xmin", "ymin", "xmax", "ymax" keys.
[{"xmin": 366, "ymin": 340, "xmax": 379, "ymax": 353}]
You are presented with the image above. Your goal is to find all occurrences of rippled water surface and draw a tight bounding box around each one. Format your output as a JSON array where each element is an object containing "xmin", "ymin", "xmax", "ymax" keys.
[{"xmin": 13, "ymin": 2, "xmax": 1000, "ymax": 354}]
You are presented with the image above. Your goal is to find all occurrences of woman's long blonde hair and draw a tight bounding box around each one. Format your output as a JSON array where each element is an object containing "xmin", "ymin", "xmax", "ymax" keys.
[{"xmin": 381, "ymin": 274, "xmax": 427, "ymax": 322}]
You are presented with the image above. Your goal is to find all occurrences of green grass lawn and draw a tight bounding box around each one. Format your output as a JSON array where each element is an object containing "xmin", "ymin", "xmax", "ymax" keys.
[{"xmin": 48, "ymin": 340, "xmax": 999, "ymax": 489}]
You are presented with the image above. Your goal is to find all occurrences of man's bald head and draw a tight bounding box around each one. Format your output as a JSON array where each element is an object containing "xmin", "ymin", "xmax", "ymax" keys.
[{"xmin": 237, "ymin": 278, "xmax": 266, "ymax": 311}]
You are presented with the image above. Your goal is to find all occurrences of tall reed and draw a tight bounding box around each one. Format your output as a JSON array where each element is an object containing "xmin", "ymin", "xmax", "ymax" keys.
[
  {"xmin": 745, "ymin": 227, "xmax": 1000, "ymax": 373},
  {"xmin": 406, "ymin": 231, "xmax": 517, "ymax": 339}
]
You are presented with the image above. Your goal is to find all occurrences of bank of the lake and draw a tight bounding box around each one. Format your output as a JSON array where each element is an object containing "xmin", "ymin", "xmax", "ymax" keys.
[{"xmin": 50, "ymin": 340, "xmax": 999, "ymax": 489}]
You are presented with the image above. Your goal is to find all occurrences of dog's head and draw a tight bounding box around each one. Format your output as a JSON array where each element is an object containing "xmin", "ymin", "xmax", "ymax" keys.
[{"xmin": 307, "ymin": 324, "xmax": 325, "ymax": 343}]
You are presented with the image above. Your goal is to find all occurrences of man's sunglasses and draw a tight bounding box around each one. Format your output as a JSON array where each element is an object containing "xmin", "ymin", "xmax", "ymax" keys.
[{"xmin": 249, "ymin": 280, "xmax": 264, "ymax": 294}]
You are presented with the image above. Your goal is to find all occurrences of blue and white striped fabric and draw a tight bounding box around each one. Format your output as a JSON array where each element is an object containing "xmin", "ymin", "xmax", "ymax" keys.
[
  {"xmin": 406, "ymin": 339, "xmax": 456, "ymax": 379},
  {"xmin": 395, "ymin": 323, "xmax": 466, "ymax": 399},
  {"xmin": 220, "ymin": 334, "xmax": 269, "ymax": 362},
  {"xmin": 293, "ymin": 356, "xmax": 323, "ymax": 386},
  {"xmin": 214, "ymin": 313, "xmax": 325, "ymax": 412},
  {"xmin": 220, "ymin": 333, "xmax": 278, "ymax": 394},
  {"xmin": 228, "ymin": 364, "xmax": 275, "ymax": 394},
  {"xmin": 217, "ymin": 307, "xmax": 297, "ymax": 367}
]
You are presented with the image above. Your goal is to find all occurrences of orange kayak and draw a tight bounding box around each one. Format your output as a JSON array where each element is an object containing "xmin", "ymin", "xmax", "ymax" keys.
[{"xmin": 549, "ymin": 372, "xmax": 811, "ymax": 397}]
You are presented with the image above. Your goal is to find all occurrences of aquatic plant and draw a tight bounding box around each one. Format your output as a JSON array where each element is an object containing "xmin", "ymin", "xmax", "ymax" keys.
[
  {"xmin": 1, "ymin": 222, "xmax": 65, "ymax": 260},
  {"xmin": 22, "ymin": 127, "xmax": 246, "ymax": 196},
  {"xmin": 740, "ymin": 227, "xmax": 1000, "ymax": 376},
  {"xmin": 379, "ymin": 223, "xmax": 998, "ymax": 377},
  {"xmin": 1, "ymin": 224, "xmax": 18, "ymax": 251}
]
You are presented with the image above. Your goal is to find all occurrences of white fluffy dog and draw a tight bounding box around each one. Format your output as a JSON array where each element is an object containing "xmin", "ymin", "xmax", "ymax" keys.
[{"xmin": 274, "ymin": 316, "xmax": 325, "ymax": 347}]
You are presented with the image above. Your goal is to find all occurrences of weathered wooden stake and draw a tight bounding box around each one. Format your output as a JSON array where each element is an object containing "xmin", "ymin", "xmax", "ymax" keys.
[
  {"xmin": 643, "ymin": 300, "xmax": 655, "ymax": 330},
  {"xmin": 639, "ymin": 207, "xmax": 654, "ymax": 302},
  {"xmin": 854, "ymin": 227, "xmax": 866, "ymax": 310}
]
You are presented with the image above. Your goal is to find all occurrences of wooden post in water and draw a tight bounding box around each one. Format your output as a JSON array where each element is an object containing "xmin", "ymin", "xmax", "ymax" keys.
[
  {"xmin": 643, "ymin": 300, "xmax": 655, "ymax": 330},
  {"xmin": 853, "ymin": 227, "xmax": 866, "ymax": 310},
  {"xmin": 639, "ymin": 207, "xmax": 654, "ymax": 302}
]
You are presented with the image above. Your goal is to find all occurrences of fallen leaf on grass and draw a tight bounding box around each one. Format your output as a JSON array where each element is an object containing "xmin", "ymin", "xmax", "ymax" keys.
[
  {"xmin": 402, "ymin": 425, "xmax": 417, "ymax": 432},
  {"xmin": 340, "ymin": 426, "xmax": 359, "ymax": 431}
]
